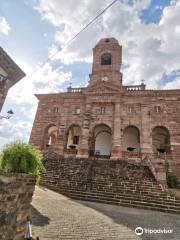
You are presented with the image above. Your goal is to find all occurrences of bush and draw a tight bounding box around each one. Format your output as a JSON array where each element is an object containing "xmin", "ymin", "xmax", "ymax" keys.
[
  {"xmin": 0, "ymin": 141, "xmax": 45, "ymax": 181},
  {"xmin": 166, "ymin": 171, "xmax": 178, "ymax": 188}
]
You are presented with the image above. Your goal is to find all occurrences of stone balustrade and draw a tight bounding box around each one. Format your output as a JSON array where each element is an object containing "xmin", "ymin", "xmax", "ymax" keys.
[
  {"xmin": 124, "ymin": 84, "xmax": 146, "ymax": 91},
  {"xmin": 67, "ymin": 87, "xmax": 85, "ymax": 93}
]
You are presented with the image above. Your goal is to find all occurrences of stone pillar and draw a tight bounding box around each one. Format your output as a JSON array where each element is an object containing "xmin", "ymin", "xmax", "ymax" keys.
[
  {"xmin": 154, "ymin": 159, "xmax": 167, "ymax": 188},
  {"xmin": 111, "ymin": 102, "xmax": 122, "ymax": 159},
  {"xmin": 140, "ymin": 104, "xmax": 152, "ymax": 159},
  {"xmin": 170, "ymin": 143, "xmax": 180, "ymax": 181},
  {"xmin": 77, "ymin": 104, "xmax": 91, "ymax": 158},
  {"xmin": 56, "ymin": 125, "xmax": 66, "ymax": 155}
]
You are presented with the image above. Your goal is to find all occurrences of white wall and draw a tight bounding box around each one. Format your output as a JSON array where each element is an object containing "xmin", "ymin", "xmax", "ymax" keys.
[
  {"xmin": 95, "ymin": 132, "xmax": 112, "ymax": 155},
  {"xmin": 0, "ymin": 66, "xmax": 7, "ymax": 77}
]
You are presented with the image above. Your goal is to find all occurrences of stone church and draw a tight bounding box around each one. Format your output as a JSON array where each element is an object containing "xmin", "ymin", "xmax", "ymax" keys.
[{"xmin": 30, "ymin": 37, "xmax": 180, "ymax": 181}]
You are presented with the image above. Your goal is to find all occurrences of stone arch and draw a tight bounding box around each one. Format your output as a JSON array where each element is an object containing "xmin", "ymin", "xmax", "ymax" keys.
[
  {"xmin": 43, "ymin": 124, "xmax": 58, "ymax": 149},
  {"xmin": 66, "ymin": 124, "xmax": 81, "ymax": 149},
  {"xmin": 123, "ymin": 126, "xmax": 140, "ymax": 152},
  {"xmin": 91, "ymin": 124, "xmax": 112, "ymax": 156},
  {"xmin": 152, "ymin": 126, "xmax": 170, "ymax": 154},
  {"xmin": 101, "ymin": 53, "xmax": 111, "ymax": 65}
]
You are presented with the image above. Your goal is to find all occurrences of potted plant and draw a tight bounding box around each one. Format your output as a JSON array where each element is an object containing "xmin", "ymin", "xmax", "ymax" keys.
[{"xmin": 0, "ymin": 141, "xmax": 45, "ymax": 240}]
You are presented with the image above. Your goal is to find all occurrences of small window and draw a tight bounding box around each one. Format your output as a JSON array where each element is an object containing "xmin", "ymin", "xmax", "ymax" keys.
[
  {"xmin": 0, "ymin": 74, "xmax": 6, "ymax": 82},
  {"xmin": 52, "ymin": 106, "xmax": 59, "ymax": 113},
  {"xmin": 101, "ymin": 53, "xmax": 111, "ymax": 65},
  {"xmin": 73, "ymin": 136, "xmax": 79, "ymax": 145},
  {"xmin": 154, "ymin": 106, "xmax": 161, "ymax": 113},
  {"xmin": 105, "ymin": 38, "xmax": 110, "ymax": 43},
  {"xmin": 127, "ymin": 105, "xmax": 135, "ymax": 114},
  {"xmin": 75, "ymin": 107, "xmax": 81, "ymax": 114},
  {"xmin": 100, "ymin": 106, "xmax": 106, "ymax": 114}
]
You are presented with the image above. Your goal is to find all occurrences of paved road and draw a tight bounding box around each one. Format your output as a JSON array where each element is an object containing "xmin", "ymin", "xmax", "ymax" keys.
[{"xmin": 31, "ymin": 186, "xmax": 180, "ymax": 240}]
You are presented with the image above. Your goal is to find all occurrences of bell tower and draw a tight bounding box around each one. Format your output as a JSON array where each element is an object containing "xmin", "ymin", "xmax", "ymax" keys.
[{"xmin": 89, "ymin": 38, "xmax": 122, "ymax": 86}]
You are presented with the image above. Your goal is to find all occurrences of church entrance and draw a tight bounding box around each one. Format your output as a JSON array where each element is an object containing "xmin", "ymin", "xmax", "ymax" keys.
[
  {"xmin": 43, "ymin": 124, "xmax": 58, "ymax": 150},
  {"xmin": 92, "ymin": 124, "xmax": 112, "ymax": 156},
  {"xmin": 66, "ymin": 125, "xmax": 81, "ymax": 151},
  {"xmin": 122, "ymin": 126, "xmax": 140, "ymax": 152},
  {"xmin": 152, "ymin": 126, "xmax": 170, "ymax": 154}
]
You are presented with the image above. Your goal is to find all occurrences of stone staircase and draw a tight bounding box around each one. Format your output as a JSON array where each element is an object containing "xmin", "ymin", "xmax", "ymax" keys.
[{"xmin": 40, "ymin": 153, "xmax": 180, "ymax": 214}]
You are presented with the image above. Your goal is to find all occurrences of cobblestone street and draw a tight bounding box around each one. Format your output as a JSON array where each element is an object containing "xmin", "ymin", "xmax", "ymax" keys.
[{"xmin": 31, "ymin": 186, "xmax": 180, "ymax": 240}]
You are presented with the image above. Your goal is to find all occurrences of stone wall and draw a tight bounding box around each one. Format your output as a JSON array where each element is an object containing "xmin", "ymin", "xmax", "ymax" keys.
[{"xmin": 0, "ymin": 172, "xmax": 36, "ymax": 240}]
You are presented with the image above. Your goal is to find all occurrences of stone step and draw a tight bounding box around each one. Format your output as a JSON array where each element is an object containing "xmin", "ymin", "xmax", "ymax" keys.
[
  {"xmin": 89, "ymin": 181, "xmax": 161, "ymax": 189},
  {"xmin": 41, "ymin": 178, "xmax": 164, "ymax": 194},
  {"xmin": 42, "ymin": 175, "xmax": 158, "ymax": 188},
  {"xmin": 42, "ymin": 172, "xmax": 155, "ymax": 181},
  {"xmin": 40, "ymin": 182, "xmax": 179, "ymax": 204},
  {"xmin": 41, "ymin": 182, "xmax": 163, "ymax": 197},
  {"xmin": 62, "ymin": 188, "xmax": 180, "ymax": 206},
  {"xmin": 41, "ymin": 156, "xmax": 180, "ymax": 214},
  {"xmin": 58, "ymin": 190, "xmax": 180, "ymax": 214},
  {"xmin": 40, "ymin": 179, "xmax": 167, "ymax": 195}
]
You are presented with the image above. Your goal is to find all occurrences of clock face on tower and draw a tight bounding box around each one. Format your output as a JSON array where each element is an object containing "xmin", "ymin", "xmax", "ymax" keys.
[{"xmin": 101, "ymin": 76, "xmax": 109, "ymax": 81}]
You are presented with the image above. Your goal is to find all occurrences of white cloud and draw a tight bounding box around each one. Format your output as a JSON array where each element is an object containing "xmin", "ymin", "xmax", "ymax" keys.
[
  {"xmin": 35, "ymin": 0, "xmax": 180, "ymax": 89},
  {"xmin": 163, "ymin": 77, "xmax": 180, "ymax": 89},
  {"xmin": 0, "ymin": 16, "xmax": 11, "ymax": 35},
  {"xmin": 0, "ymin": 61, "xmax": 72, "ymax": 148},
  {"xmin": 0, "ymin": 118, "xmax": 32, "ymax": 148},
  {"xmin": 9, "ymin": 61, "xmax": 72, "ymax": 105}
]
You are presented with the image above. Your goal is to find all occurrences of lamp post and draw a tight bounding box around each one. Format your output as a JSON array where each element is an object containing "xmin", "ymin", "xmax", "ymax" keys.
[{"xmin": 0, "ymin": 109, "xmax": 14, "ymax": 119}]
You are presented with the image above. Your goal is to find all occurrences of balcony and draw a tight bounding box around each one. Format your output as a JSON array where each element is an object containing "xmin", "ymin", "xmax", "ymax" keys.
[{"xmin": 124, "ymin": 84, "xmax": 146, "ymax": 91}]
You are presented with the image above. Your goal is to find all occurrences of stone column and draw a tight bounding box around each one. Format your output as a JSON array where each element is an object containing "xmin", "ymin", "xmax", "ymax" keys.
[
  {"xmin": 54, "ymin": 125, "xmax": 66, "ymax": 155},
  {"xmin": 155, "ymin": 159, "xmax": 167, "ymax": 188},
  {"xmin": 140, "ymin": 104, "xmax": 152, "ymax": 159},
  {"xmin": 110, "ymin": 102, "xmax": 122, "ymax": 160},
  {"xmin": 77, "ymin": 104, "xmax": 91, "ymax": 158},
  {"xmin": 169, "ymin": 136, "xmax": 180, "ymax": 180}
]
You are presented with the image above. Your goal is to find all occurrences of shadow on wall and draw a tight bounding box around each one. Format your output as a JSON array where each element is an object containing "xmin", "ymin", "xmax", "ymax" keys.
[
  {"xmin": 30, "ymin": 205, "xmax": 50, "ymax": 227},
  {"xmin": 74, "ymin": 200, "xmax": 180, "ymax": 240}
]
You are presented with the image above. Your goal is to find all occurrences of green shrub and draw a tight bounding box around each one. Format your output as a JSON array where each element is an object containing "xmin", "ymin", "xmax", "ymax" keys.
[
  {"xmin": 0, "ymin": 141, "xmax": 45, "ymax": 181},
  {"xmin": 166, "ymin": 171, "xmax": 178, "ymax": 188}
]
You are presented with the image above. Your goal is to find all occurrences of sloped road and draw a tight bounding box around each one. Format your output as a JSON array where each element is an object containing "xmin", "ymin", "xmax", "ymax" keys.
[{"xmin": 31, "ymin": 186, "xmax": 180, "ymax": 240}]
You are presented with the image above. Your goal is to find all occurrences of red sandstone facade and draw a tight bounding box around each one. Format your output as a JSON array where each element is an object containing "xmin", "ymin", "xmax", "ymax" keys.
[
  {"xmin": 0, "ymin": 47, "xmax": 25, "ymax": 111},
  {"xmin": 29, "ymin": 38, "xmax": 180, "ymax": 181}
]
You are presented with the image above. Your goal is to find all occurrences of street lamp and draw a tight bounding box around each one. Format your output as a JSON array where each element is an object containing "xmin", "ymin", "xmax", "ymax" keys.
[{"xmin": 0, "ymin": 109, "xmax": 14, "ymax": 119}]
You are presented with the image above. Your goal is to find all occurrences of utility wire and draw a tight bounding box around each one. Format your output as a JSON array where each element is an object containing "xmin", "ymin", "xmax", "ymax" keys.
[{"xmin": 28, "ymin": 0, "xmax": 119, "ymax": 79}]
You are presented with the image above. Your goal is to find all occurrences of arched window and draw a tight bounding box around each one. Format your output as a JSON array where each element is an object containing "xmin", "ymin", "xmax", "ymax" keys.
[
  {"xmin": 101, "ymin": 53, "xmax": 111, "ymax": 65},
  {"xmin": 43, "ymin": 125, "xmax": 58, "ymax": 149}
]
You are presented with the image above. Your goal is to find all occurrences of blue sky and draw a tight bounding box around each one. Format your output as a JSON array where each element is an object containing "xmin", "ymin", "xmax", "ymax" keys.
[
  {"xmin": 140, "ymin": 0, "xmax": 171, "ymax": 23},
  {"xmin": 0, "ymin": 0, "xmax": 180, "ymax": 148}
]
